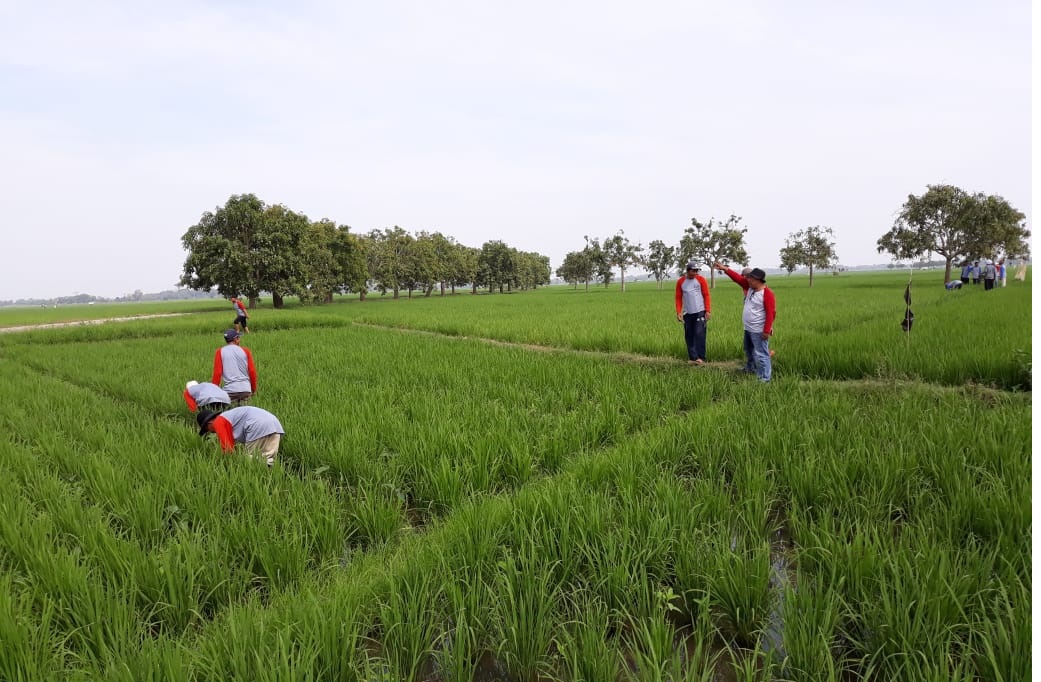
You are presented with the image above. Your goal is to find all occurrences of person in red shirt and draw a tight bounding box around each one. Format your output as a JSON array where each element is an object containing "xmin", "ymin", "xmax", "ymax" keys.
[
  {"xmin": 197, "ymin": 406, "xmax": 284, "ymax": 467},
  {"xmin": 674, "ymin": 261, "xmax": 712, "ymax": 365},
  {"xmin": 212, "ymin": 329, "xmax": 258, "ymax": 404},
  {"xmin": 230, "ymin": 297, "xmax": 250, "ymax": 334}
]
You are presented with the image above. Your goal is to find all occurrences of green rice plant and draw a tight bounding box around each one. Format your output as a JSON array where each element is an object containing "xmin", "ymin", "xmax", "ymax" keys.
[
  {"xmin": 491, "ymin": 540, "xmax": 563, "ymax": 681},
  {"xmin": 969, "ymin": 577, "xmax": 1030, "ymax": 682},
  {"xmin": 707, "ymin": 538, "xmax": 773, "ymax": 648},
  {"xmin": 558, "ymin": 592, "xmax": 623, "ymax": 682},
  {"xmin": 435, "ymin": 578, "xmax": 489, "ymax": 682},
  {"xmin": 0, "ymin": 575, "xmax": 66, "ymax": 681},
  {"xmin": 777, "ymin": 576, "xmax": 846, "ymax": 681},
  {"xmin": 373, "ymin": 567, "xmax": 442, "ymax": 682}
]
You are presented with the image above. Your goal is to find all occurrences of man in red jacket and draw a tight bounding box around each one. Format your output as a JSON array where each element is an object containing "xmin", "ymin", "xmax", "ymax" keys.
[
  {"xmin": 674, "ymin": 261, "xmax": 712, "ymax": 365},
  {"xmin": 197, "ymin": 406, "xmax": 284, "ymax": 467},
  {"xmin": 714, "ymin": 263, "xmax": 776, "ymax": 382},
  {"xmin": 212, "ymin": 329, "xmax": 257, "ymax": 404}
]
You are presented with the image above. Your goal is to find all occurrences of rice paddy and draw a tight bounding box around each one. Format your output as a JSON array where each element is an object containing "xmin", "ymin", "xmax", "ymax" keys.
[{"xmin": 0, "ymin": 269, "xmax": 1030, "ymax": 681}]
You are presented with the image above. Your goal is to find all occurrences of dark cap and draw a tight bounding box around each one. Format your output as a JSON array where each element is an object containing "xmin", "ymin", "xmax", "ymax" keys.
[
  {"xmin": 223, "ymin": 329, "xmax": 240, "ymax": 342},
  {"xmin": 685, "ymin": 261, "xmax": 700, "ymax": 271},
  {"xmin": 197, "ymin": 410, "xmax": 219, "ymax": 436},
  {"xmin": 747, "ymin": 268, "xmax": 767, "ymax": 282}
]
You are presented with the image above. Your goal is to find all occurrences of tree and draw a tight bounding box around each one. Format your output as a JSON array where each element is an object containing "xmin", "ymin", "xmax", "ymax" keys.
[
  {"xmin": 601, "ymin": 230, "xmax": 644, "ymax": 292},
  {"xmin": 556, "ymin": 250, "xmax": 594, "ymax": 290},
  {"xmin": 645, "ymin": 240, "xmax": 676, "ymax": 289},
  {"xmin": 781, "ymin": 226, "xmax": 838, "ymax": 287},
  {"xmin": 180, "ymin": 193, "xmax": 311, "ymax": 309},
  {"xmin": 583, "ymin": 236, "xmax": 613, "ymax": 288},
  {"xmin": 779, "ymin": 243, "xmax": 801, "ymax": 275},
  {"xmin": 259, "ymin": 204, "xmax": 312, "ymax": 308},
  {"xmin": 877, "ymin": 184, "xmax": 1030, "ymax": 283},
  {"xmin": 677, "ymin": 215, "xmax": 750, "ymax": 288},
  {"xmin": 477, "ymin": 240, "xmax": 516, "ymax": 293}
]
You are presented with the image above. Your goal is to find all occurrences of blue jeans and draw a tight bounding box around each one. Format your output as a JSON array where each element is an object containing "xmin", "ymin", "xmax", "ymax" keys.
[
  {"xmin": 683, "ymin": 313, "xmax": 707, "ymax": 361},
  {"xmin": 743, "ymin": 330, "xmax": 772, "ymax": 382}
]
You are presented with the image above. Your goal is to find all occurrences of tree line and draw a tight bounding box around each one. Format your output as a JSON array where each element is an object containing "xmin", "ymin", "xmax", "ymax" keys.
[
  {"xmin": 556, "ymin": 184, "xmax": 1029, "ymax": 290},
  {"xmin": 180, "ymin": 194, "xmax": 551, "ymax": 308},
  {"xmin": 556, "ymin": 218, "xmax": 842, "ymax": 290}
]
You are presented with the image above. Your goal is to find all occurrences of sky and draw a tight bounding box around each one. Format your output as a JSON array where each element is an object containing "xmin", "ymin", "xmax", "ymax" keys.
[{"xmin": 0, "ymin": 0, "xmax": 1032, "ymax": 300}]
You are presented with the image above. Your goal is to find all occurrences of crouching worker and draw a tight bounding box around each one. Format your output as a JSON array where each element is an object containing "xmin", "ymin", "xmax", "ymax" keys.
[
  {"xmin": 184, "ymin": 380, "xmax": 231, "ymax": 413},
  {"xmin": 944, "ymin": 279, "xmax": 963, "ymax": 291},
  {"xmin": 197, "ymin": 406, "xmax": 285, "ymax": 467}
]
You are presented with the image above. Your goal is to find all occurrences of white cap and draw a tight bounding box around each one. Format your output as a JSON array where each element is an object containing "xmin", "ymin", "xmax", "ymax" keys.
[{"xmin": 186, "ymin": 380, "xmax": 199, "ymax": 389}]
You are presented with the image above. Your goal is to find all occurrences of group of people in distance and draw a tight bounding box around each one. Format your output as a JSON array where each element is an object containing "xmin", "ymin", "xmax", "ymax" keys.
[
  {"xmin": 947, "ymin": 259, "xmax": 1022, "ymax": 291},
  {"xmin": 182, "ymin": 300, "xmax": 286, "ymax": 467},
  {"xmin": 674, "ymin": 261, "xmax": 776, "ymax": 383}
]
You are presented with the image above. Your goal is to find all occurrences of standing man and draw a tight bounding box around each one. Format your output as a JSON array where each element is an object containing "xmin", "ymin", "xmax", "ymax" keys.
[
  {"xmin": 959, "ymin": 261, "xmax": 973, "ymax": 284},
  {"xmin": 674, "ymin": 261, "xmax": 712, "ymax": 365},
  {"xmin": 183, "ymin": 380, "xmax": 231, "ymax": 413},
  {"xmin": 197, "ymin": 406, "xmax": 285, "ymax": 467},
  {"xmin": 971, "ymin": 261, "xmax": 981, "ymax": 285},
  {"xmin": 997, "ymin": 259, "xmax": 1007, "ymax": 287},
  {"xmin": 212, "ymin": 329, "xmax": 257, "ymax": 404},
  {"xmin": 714, "ymin": 263, "xmax": 776, "ymax": 383},
  {"xmin": 982, "ymin": 259, "xmax": 997, "ymax": 290},
  {"xmin": 230, "ymin": 296, "xmax": 250, "ymax": 334}
]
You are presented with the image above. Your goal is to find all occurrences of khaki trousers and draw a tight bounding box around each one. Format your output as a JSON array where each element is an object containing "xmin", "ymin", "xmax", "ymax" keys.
[{"xmin": 245, "ymin": 434, "xmax": 280, "ymax": 467}]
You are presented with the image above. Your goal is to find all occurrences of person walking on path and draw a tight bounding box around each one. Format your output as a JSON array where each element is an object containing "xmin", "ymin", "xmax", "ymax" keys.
[
  {"xmin": 212, "ymin": 329, "xmax": 257, "ymax": 404},
  {"xmin": 714, "ymin": 263, "xmax": 776, "ymax": 383},
  {"xmin": 230, "ymin": 297, "xmax": 250, "ymax": 334},
  {"xmin": 183, "ymin": 380, "xmax": 230, "ymax": 413},
  {"xmin": 197, "ymin": 406, "xmax": 285, "ymax": 466},
  {"xmin": 982, "ymin": 260, "xmax": 998, "ymax": 290},
  {"xmin": 674, "ymin": 261, "xmax": 712, "ymax": 365}
]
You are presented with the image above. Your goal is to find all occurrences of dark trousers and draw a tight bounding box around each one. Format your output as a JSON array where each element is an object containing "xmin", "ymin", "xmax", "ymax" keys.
[
  {"xmin": 683, "ymin": 312, "xmax": 707, "ymax": 361},
  {"xmin": 984, "ymin": 278, "xmax": 995, "ymax": 290}
]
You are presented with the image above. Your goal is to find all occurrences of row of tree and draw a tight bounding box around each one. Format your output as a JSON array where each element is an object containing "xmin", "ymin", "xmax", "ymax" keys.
[
  {"xmin": 180, "ymin": 195, "xmax": 551, "ymax": 308},
  {"xmin": 556, "ymin": 184, "xmax": 1028, "ymax": 290},
  {"xmin": 557, "ymin": 218, "xmax": 840, "ymax": 289}
]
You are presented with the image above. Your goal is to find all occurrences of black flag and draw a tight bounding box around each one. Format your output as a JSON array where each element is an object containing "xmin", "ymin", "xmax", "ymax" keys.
[{"xmin": 901, "ymin": 281, "xmax": 913, "ymax": 332}]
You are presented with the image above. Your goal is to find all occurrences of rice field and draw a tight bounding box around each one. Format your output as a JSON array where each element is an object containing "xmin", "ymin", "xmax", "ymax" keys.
[{"xmin": 0, "ymin": 270, "xmax": 1030, "ymax": 681}]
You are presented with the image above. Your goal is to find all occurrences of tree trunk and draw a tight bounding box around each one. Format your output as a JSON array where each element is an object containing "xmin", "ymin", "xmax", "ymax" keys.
[
  {"xmin": 324, "ymin": 292, "xmax": 333, "ymax": 304},
  {"xmin": 272, "ymin": 292, "xmax": 284, "ymax": 309},
  {"xmin": 359, "ymin": 290, "xmax": 367, "ymax": 301},
  {"xmin": 808, "ymin": 265, "xmax": 814, "ymax": 287},
  {"xmin": 943, "ymin": 258, "xmax": 954, "ymax": 284},
  {"xmin": 249, "ymin": 296, "xmax": 260, "ymax": 308},
  {"xmin": 620, "ymin": 268, "xmax": 626, "ymax": 292},
  {"xmin": 393, "ymin": 286, "xmax": 400, "ymax": 299}
]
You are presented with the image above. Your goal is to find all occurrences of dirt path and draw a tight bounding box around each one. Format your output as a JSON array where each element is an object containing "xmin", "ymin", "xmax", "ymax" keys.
[{"xmin": 0, "ymin": 313, "xmax": 188, "ymax": 334}]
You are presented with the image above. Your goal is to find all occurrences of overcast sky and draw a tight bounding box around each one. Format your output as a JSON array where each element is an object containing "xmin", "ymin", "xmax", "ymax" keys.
[{"xmin": 0, "ymin": 0, "xmax": 1032, "ymax": 300}]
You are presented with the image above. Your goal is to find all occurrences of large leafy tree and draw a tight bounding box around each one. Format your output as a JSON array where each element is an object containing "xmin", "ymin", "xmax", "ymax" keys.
[
  {"xmin": 259, "ymin": 204, "xmax": 312, "ymax": 308},
  {"xmin": 645, "ymin": 240, "xmax": 676, "ymax": 289},
  {"xmin": 556, "ymin": 250, "xmax": 595, "ymax": 290},
  {"xmin": 877, "ymin": 185, "xmax": 1029, "ymax": 283},
  {"xmin": 602, "ymin": 230, "xmax": 644, "ymax": 292},
  {"xmin": 180, "ymin": 193, "xmax": 311, "ymax": 309},
  {"xmin": 781, "ymin": 225, "xmax": 838, "ymax": 287},
  {"xmin": 677, "ymin": 215, "xmax": 749, "ymax": 288},
  {"xmin": 477, "ymin": 240, "xmax": 516, "ymax": 293},
  {"xmin": 583, "ymin": 236, "xmax": 613, "ymax": 288}
]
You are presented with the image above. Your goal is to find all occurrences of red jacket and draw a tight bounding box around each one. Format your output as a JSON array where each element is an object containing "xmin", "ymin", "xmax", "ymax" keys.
[
  {"xmin": 722, "ymin": 268, "xmax": 775, "ymax": 335},
  {"xmin": 674, "ymin": 274, "xmax": 711, "ymax": 316}
]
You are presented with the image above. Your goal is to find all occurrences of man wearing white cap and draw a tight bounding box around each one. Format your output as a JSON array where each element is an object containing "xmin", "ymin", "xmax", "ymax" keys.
[{"xmin": 183, "ymin": 380, "xmax": 231, "ymax": 413}]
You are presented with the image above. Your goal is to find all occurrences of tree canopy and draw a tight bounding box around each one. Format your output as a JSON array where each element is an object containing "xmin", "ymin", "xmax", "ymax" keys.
[
  {"xmin": 677, "ymin": 215, "xmax": 749, "ymax": 288},
  {"xmin": 877, "ymin": 184, "xmax": 1030, "ymax": 283},
  {"xmin": 180, "ymin": 194, "xmax": 549, "ymax": 305},
  {"xmin": 780, "ymin": 226, "xmax": 838, "ymax": 287}
]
